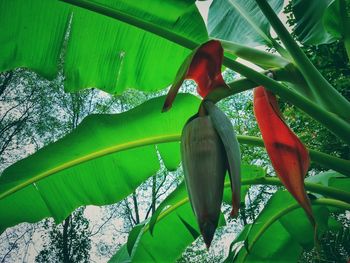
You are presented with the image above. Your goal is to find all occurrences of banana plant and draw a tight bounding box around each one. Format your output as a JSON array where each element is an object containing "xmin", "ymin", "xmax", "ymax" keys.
[{"xmin": 0, "ymin": 0, "xmax": 349, "ymax": 262}]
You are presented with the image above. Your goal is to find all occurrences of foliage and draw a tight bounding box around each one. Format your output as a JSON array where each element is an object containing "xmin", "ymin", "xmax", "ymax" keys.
[
  {"xmin": 0, "ymin": 0, "xmax": 350, "ymax": 262},
  {"xmin": 35, "ymin": 208, "xmax": 91, "ymax": 263}
]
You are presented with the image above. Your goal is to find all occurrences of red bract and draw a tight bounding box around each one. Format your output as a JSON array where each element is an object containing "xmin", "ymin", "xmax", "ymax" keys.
[
  {"xmin": 186, "ymin": 40, "xmax": 226, "ymax": 97},
  {"xmin": 253, "ymin": 86, "xmax": 315, "ymax": 226},
  {"xmin": 162, "ymin": 40, "xmax": 228, "ymax": 112}
]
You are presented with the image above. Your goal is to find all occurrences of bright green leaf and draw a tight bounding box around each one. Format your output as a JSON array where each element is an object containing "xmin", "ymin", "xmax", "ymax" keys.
[
  {"xmin": 119, "ymin": 191, "xmax": 225, "ymax": 262},
  {"xmin": 232, "ymin": 191, "xmax": 346, "ymax": 262},
  {"xmin": 0, "ymin": 94, "xmax": 200, "ymax": 233},
  {"xmin": 109, "ymin": 244, "xmax": 131, "ymax": 263},
  {"xmin": 0, "ymin": 0, "xmax": 208, "ymax": 94}
]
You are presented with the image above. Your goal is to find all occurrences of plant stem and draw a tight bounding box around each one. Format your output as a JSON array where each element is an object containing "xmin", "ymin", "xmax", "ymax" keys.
[
  {"xmin": 236, "ymin": 135, "xmax": 350, "ymax": 176},
  {"xmin": 239, "ymin": 177, "xmax": 350, "ymax": 203},
  {"xmin": 255, "ymin": 0, "xmax": 350, "ymax": 121},
  {"xmin": 209, "ymin": 66, "xmax": 309, "ymax": 102}
]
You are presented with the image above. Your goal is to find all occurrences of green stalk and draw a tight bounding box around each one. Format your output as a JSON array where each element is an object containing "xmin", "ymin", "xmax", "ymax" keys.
[
  {"xmin": 146, "ymin": 187, "xmax": 349, "ymax": 236},
  {"xmin": 256, "ymin": 0, "xmax": 350, "ymax": 121},
  {"xmin": 240, "ymin": 177, "xmax": 350, "ymax": 203},
  {"xmin": 150, "ymin": 185, "xmax": 349, "ymax": 239},
  {"xmin": 236, "ymin": 135, "xmax": 350, "ymax": 176},
  {"xmin": 207, "ymin": 67, "xmax": 302, "ymax": 102},
  {"xmin": 242, "ymin": 198, "xmax": 350, "ymax": 261},
  {"xmin": 223, "ymin": 58, "xmax": 350, "ymax": 144},
  {"xmin": 221, "ymin": 40, "xmax": 291, "ymax": 68}
]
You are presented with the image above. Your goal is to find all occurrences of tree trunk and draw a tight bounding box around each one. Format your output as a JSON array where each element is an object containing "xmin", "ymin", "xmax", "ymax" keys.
[
  {"xmin": 132, "ymin": 192, "xmax": 140, "ymax": 224},
  {"xmin": 62, "ymin": 215, "xmax": 71, "ymax": 263}
]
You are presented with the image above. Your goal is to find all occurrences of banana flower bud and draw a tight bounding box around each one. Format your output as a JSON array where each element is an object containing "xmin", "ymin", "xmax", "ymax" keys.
[{"xmin": 181, "ymin": 101, "xmax": 241, "ymax": 248}]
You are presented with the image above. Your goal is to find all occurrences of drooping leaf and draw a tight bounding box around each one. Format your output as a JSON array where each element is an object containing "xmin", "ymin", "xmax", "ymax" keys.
[
  {"xmin": 203, "ymin": 100, "xmax": 241, "ymax": 217},
  {"xmin": 208, "ymin": 0, "xmax": 284, "ymax": 47},
  {"xmin": 109, "ymin": 244, "xmax": 131, "ymax": 263},
  {"xmin": 163, "ymin": 40, "xmax": 228, "ymax": 111},
  {"xmin": 128, "ymin": 203, "xmax": 201, "ymax": 262},
  {"xmin": 178, "ymin": 215, "xmax": 201, "ymax": 240},
  {"xmin": 0, "ymin": 0, "xmax": 208, "ymax": 94},
  {"xmin": 0, "ymin": 94, "xmax": 200, "ymax": 233},
  {"xmin": 149, "ymin": 181, "xmax": 188, "ymax": 235},
  {"xmin": 253, "ymin": 86, "xmax": 314, "ymax": 226},
  {"xmin": 126, "ymin": 222, "xmax": 147, "ymax": 257}
]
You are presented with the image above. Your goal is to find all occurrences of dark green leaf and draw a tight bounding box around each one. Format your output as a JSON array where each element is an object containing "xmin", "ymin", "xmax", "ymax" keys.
[
  {"xmin": 292, "ymin": 0, "xmax": 336, "ymax": 45},
  {"xmin": 208, "ymin": 0, "xmax": 283, "ymax": 47}
]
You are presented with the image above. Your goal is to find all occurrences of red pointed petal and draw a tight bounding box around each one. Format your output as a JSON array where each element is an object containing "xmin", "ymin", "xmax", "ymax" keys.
[
  {"xmin": 253, "ymin": 86, "xmax": 315, "ymax": 225},
  {"xmin": 187, "ymin": 40, "xmax": 227, "ymax": 97},
  {"xmin": 162, "ymin": 40, "xmax": 228, "ymax": 111}
]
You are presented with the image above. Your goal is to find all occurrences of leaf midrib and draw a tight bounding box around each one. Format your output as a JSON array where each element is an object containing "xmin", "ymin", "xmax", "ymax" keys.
[{"xmin": 0, "ymin": 133, "xmax": 180, "ymax": 200}]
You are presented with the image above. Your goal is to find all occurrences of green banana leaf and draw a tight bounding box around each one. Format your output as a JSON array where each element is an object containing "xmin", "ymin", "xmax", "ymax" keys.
[
  {"xmin": 0, "ymin": 0, "xmax": 208, "ymax": 94},
  {"xmin": 323, "ymin": 0, "xmax": 350, "ymax": 59},
  {"xmin": 208, "ymin": 0, "xmax": 283, "ymax": 47},
  {"xmin": 292, "ymin": 0, "xmax": 350, "ymax": 58},
  {"xmin": 109, "ymin": 244, "xmax": 131, "ymax": 263},
  {"xmin": 111, "ymin": 184, "xmax": 226, "ymax": 263},
  {"xmin": 0, "ymin": 94, "xmax": 200, "ymax": 233},
  {"xmin": 110, "ymin": 204, "xmax": 201, "ymax": 263},
  {"xmin": 226, "ymin": 190, "xmax": 349, "ymax": 262},
  {"xmin": 292, "ymin": 0, "xmax": 335, "ymax": 45}
]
